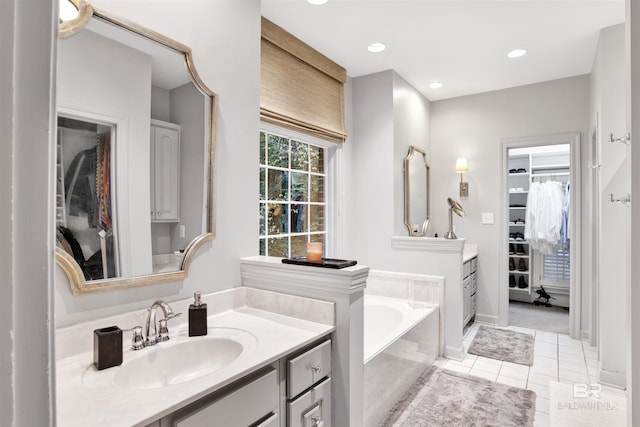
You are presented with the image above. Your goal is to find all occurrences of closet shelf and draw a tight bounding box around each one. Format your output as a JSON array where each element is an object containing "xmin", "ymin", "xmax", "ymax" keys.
[
  {"xmin": 509, "ymin": 287, "xmax": 530, "ymax": 292},
  {"xmin": 531, "ymin": 164, "xmax": 569, "ymax": 170}
]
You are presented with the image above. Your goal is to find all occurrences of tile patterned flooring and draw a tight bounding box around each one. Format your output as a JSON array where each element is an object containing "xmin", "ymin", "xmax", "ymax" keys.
[{"xmin": 433, "ymin": 322, "xmax": 601, "ymax": 427}]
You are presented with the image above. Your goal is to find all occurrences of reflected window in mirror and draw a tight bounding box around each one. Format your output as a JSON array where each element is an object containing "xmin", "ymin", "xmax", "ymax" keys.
[{"xmin": 259, "ymin": 129, "xmax": 330, "ymax": 258}]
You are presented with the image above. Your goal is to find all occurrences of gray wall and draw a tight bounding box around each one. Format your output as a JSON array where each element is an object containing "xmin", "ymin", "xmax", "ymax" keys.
[
  {"xmin": 628, "ymin": 0, "xmax": 640, "ymax": 421},
  {"xmin": 1, "ymin": 0, "xmax": 56, "ymax": 424},
  {"xmin": 429, "ymin": 75, "xmax": 590, "ymax": 327},
  {"xmin": 349, "ymin": 70, "xmax": 431, "ymax": 266},
  {"xmin": 591, "ymin": 24, "xmax": 627, "ymax": 388}
]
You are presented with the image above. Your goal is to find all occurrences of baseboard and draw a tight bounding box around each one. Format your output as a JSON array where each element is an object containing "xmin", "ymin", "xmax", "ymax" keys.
[
  {"xmin": 474, "ymin": 313, "xmax": 500, "ymax": 325},
  {"xmin": 599, "ymin": 368, "xmax": 627, "ymax": 389},
  {"xmin": 580, "ymin": 329, "xmax": 590, "ymax": 341},
  {"xmin": 445, "ymin": 345, "xmax": 465, "ymax": 361}
]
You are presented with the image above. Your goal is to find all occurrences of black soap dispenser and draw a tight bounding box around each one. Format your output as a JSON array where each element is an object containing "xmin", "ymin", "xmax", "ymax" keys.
[{"xmin": 188, "ymin": 291, "xmax": 208, "ymax": 336}]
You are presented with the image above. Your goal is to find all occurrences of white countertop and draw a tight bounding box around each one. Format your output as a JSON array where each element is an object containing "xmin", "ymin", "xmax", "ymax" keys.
[
  {"xmin": 463, "ymin": 244, "xmax": 478, "ymax": 263},
  {"xmin": 56, "ymin": 287, "xmax": 335, "ymax": 427}
]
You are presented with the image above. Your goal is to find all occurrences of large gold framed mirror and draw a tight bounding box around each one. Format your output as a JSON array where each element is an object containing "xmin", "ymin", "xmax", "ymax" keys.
[
  {"xmin": 404, "ymin": 145, "xmax": 430, "ymax": 236},
  {"xmin": 56, "ymin": 1, "xmax": 217, "ymax": 294}
]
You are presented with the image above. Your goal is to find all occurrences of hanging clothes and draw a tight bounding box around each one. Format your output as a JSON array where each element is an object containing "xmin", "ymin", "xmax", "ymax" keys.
[
  {"xmin": 65, "ymin": 147, "xmax": 98, "ymax": 228},
  {"xmin": 524, "ymin": 181, "xmax": 565, "ymax": 254},
  {"xmin": 560, "ymin": 182, "xmax": 570, "ymax": 248}
]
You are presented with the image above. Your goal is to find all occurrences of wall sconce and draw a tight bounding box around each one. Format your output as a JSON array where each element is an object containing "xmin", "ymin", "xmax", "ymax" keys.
[{"xmin": 455, "ymin": 158, "xmax": 469, "ymax": 197}]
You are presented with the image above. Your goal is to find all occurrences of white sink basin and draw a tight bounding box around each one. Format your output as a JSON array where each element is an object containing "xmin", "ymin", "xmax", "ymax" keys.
[{"xmin": 111, "ymin": 328, "xmax": 257, "ymax": 390}]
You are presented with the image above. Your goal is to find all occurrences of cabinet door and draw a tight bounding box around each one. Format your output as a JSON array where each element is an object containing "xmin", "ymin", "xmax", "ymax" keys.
[{"xmin": 151, "ymin": 124, "xmax": 180, "ymax": 222}]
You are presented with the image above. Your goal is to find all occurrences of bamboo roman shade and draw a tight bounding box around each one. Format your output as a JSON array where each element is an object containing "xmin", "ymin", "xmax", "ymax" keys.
[{"xmin": 261, "ymin": 17, "xmax": 348, "ymax": 143}]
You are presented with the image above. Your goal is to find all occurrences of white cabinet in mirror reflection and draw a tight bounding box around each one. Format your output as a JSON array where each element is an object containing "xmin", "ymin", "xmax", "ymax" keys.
[{"xmin": 150, "ymin": 119, "xmax": 180, "ymax": 222}]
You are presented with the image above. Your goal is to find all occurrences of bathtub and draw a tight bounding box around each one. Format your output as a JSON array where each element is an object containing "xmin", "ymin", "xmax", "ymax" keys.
[{"xmin": 363, "ymin": 294, "xmax": 439, "ymax": 426}]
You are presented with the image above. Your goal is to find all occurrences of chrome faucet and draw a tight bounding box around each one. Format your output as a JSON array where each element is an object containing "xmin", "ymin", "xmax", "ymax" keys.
[{"xmin": 144, "ymin": 300, "xmax": 181, "ymax": 347}]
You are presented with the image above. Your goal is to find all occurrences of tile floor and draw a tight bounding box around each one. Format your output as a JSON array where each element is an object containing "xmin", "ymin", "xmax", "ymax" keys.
[{"xmin": 433, "ymin": 322, "xmax": 601, "ymax": 427}]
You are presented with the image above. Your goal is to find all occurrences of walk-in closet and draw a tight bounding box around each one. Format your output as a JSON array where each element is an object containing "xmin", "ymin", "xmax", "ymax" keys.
[{"xmin": 507, "ymin": 144, "xmax": 572, "ymax": 334}]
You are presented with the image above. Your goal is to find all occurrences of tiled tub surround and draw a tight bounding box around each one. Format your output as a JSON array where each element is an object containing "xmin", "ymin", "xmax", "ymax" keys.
[
  {"xmin": 56, "ymin": 287, "xmax": 335, "ymax": 427},
  {"xmin": 364, "ymin": 271, "xmax": 443, "ymax": 426}
]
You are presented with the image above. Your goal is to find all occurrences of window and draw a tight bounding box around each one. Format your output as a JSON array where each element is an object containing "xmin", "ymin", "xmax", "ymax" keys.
[
  {"xmin": 259, "ymin": 130, "xmax": 327, "ymax": 257},
  {"xmin": 543, "ymin": 248, "xmax": 570, "ymax": 286}
]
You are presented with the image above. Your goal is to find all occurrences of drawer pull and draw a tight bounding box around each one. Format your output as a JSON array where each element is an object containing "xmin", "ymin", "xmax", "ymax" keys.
[
  {"xmin": 311, "ymin": 364, "xmax": 322, "ymax": 374},
  {"xmin": 311, "ymin": 415, "xmax": 324, "ymax": 427}
]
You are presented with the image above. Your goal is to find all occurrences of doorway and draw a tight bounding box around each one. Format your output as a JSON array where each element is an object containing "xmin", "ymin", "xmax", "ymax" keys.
[{"xmin": 500, "ymin": 133, "xmax": 581, "ymax": 338}]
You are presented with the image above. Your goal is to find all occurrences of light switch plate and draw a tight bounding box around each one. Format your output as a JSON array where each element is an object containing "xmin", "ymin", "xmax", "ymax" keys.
[{"xmin": 482, "ymin": 212, "xmax": 494, "ymax": 224}]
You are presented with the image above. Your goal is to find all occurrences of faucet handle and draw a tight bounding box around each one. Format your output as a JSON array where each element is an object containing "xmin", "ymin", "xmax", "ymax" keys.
[
  {"xmin": 129, "ymin": 326, "xmax": 145, "ymax": 350},
  {"xmin": 158, "ymin": 313, "xmax": 182, "ymax": 342}
]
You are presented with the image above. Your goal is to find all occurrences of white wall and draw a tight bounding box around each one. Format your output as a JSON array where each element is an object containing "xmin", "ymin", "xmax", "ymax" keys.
[
  {"xmin": 55, "ymin": 0, "xmax": 261, "ymax": 327},
  {"xmin": 429, "ymin": 76, "xmax": 590, "ymax": 327},
  {"xmin": 1, "ymin": 0, "xmax": 56, "ymax": 424},
  {"xmin": 591, "ymin": 24, "xmax": 628, "ymax": 388}
]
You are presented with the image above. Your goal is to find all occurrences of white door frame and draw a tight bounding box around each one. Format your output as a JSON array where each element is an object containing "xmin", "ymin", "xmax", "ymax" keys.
[{"xmin": 499, "ymin": 132, "xmax": 582, "ymax": 339}]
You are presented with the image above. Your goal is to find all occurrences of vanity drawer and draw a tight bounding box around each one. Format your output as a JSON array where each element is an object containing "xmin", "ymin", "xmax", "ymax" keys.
[
  {"xmin": 171, "ymin": 367, "xmax": 277, "ymax": 427},
  {"xmin": 471, "ymin": 257, "xmax": 478, "ymax": 273},
  {"xmin": 287, "ymin": 340, "xmax": 331, "ymax": 398},
  {"xmin": 288, "ymin": 376, "xmax": 331, "ymax": 427}
]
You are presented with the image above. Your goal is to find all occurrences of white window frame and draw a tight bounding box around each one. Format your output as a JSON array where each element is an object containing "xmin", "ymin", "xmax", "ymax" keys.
[{"xmin": 259, "ymin": 122, "xmax": 342, "ymax": 257}]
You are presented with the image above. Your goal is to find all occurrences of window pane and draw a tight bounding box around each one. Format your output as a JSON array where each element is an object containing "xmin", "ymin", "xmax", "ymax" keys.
[
  {"xmin": 260, "ymin": 131, "xmax": 266, "ymax": 165},
  {"xmin": 309, "ymin": 204, "xmax": 325, "ymax": 232},
  {"xmin": 290, "ymin": 235, "xmax": 307, "ymax": 257},
  {"xmin": 309, "ymin": 175, "xmax": 324, "ymax": 202},
  {"xmin": 291, "ymin": 172, "xmax": 308, "ymax": 202},
  {"xmin": 290, "ymin": 203, "xmax": 307, "ymax": 233},
  {"xmin": 259, "ymin": 203, "xmax": 266, "ymax": 236},
  {"xmin": 259, "ymin": 238, "xmax": 265, "ymax": 255},
  {"xmin": 259, "ymin": 168, "xmax": 265, "ymax": 201},
  {"xmin": 268, "ymin": 237, "xmax": 288, "ymax": 257},
  {"xmin": 268, "ymin": 203, "xmax": 288, "ymax": 235},
  {"xmin": 268, "ymin": 169, "xmax": 289, "ymax": 201},
  {"xmin": 291, "ymin": 140, "xmax": 309, "ymax": 171},
  {"xmin": 267, "ymin": 134, "xmax": 289, "ymax": 168},
  {"xmin": 310, "ymin": 145, "xmax": 324, "ymax": 173},
  {"xmin": 310, "ymin": 234, "xmax": 324, "ymax": 244}
]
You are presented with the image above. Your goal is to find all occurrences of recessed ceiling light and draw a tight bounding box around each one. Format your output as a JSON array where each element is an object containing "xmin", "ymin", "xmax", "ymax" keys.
[
  {"xmin": 307, "ymin": 0, "xmax": 328, "ymax": 5},
  {"xmin": 430, "ymin": 81, "xmax": 444, "ymax": 89},
  {"xmin": 507, "ymin": 48, "xmax": 527, "ymax": 59},
  {"xmin": 367, "ymin": 42, "xmax": 386, "ymax": 53}
]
